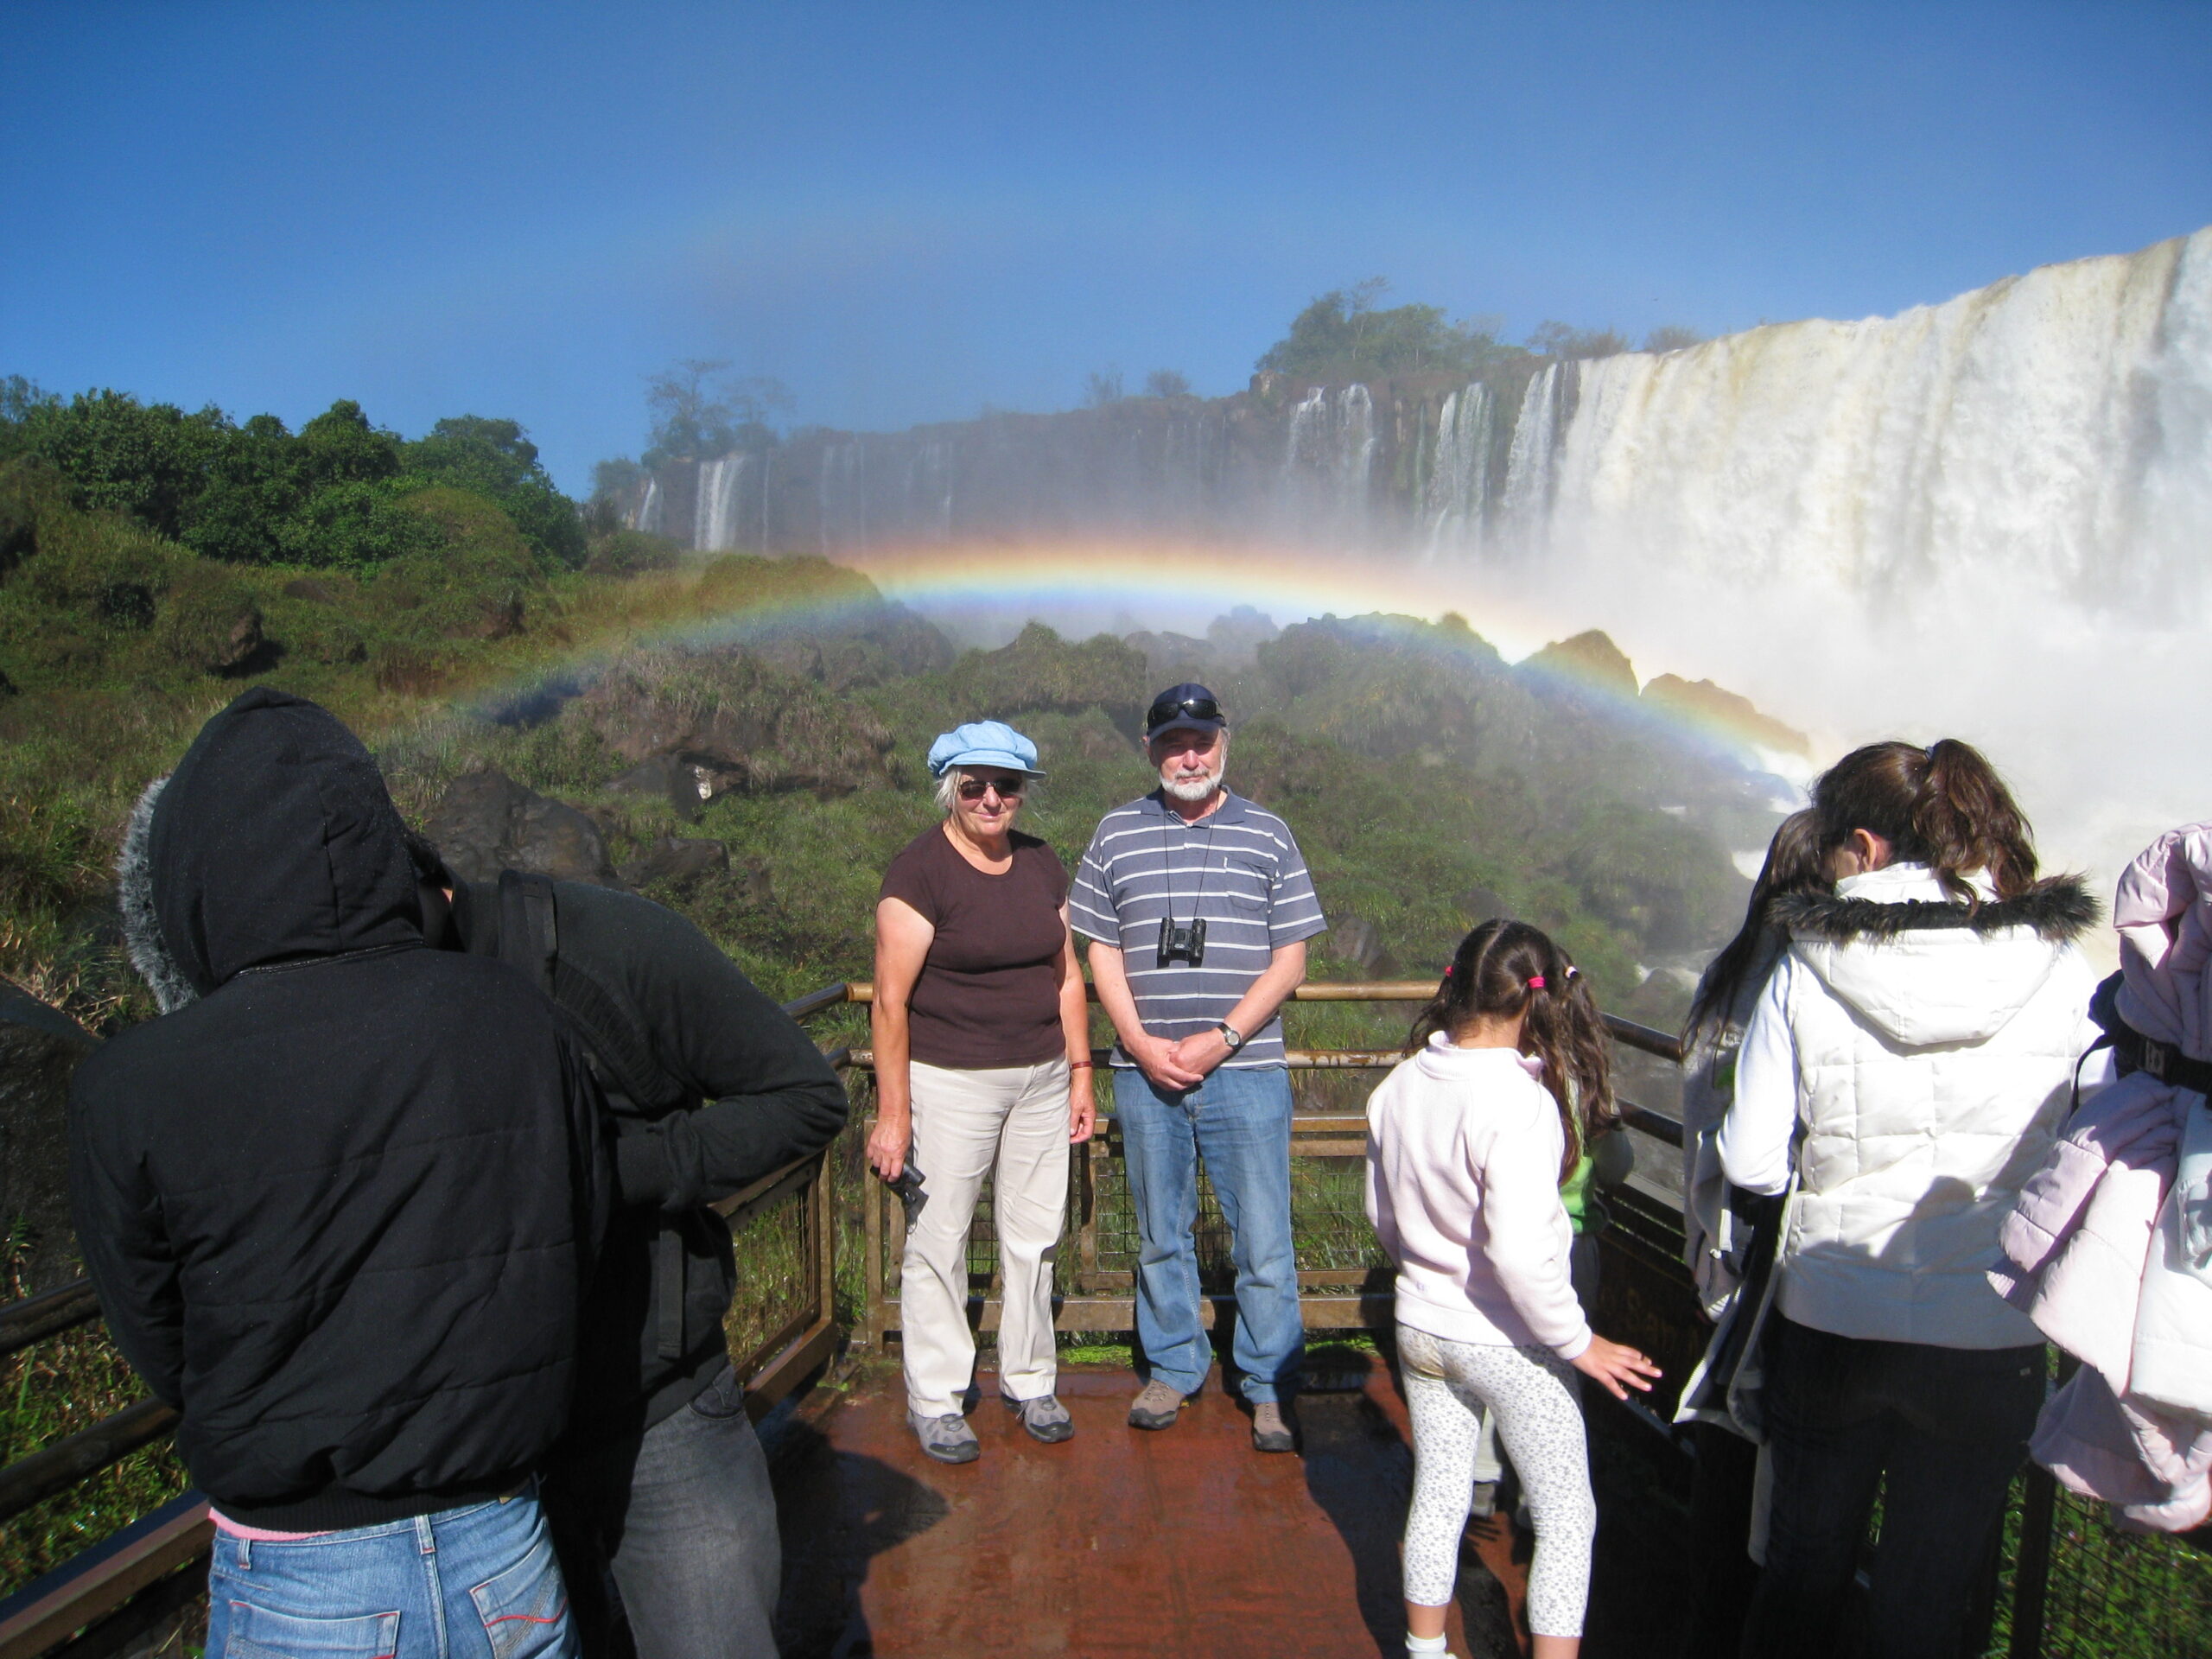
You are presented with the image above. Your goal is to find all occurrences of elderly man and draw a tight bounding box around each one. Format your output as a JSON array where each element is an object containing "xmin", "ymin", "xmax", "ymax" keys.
[{"xmin": 1070, "ymin": 683, "xmax": 1326, "ymax": 1452}]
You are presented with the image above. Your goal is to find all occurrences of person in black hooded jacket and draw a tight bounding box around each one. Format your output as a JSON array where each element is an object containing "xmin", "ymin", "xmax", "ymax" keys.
[
  {"xmin": 410, "ymin": 846, "xmax": 848, "ymax": 1659},
  {"xmin": 70, "ymin": 689, "xmax": 607, "ymax": 1659}
]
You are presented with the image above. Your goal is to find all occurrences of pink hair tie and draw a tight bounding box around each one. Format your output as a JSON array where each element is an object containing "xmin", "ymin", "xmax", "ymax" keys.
[{"xmin": 1527, "ymin": 975, "xmax": 1547, "ymax": 989}]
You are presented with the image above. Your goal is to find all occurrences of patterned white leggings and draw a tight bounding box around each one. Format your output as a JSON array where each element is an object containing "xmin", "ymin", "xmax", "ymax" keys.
[{"xmin": 1398, "ymin": 1325, "xmax": 1597, "ymax": 1638}]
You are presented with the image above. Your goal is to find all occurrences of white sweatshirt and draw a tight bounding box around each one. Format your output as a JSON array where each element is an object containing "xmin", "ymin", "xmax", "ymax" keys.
[{"xmin": 1364, "ymin": 1033, "xmax": 1592, "ymax": 1358}]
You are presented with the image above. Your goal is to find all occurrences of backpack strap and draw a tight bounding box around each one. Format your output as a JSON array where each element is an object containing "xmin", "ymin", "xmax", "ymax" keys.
[
  {"xmin": 496, "ymin": 869, "xmax": 689, "ymax": 1363},
  {"xmin": 495, "ymin": 869, "xmax": 559, "ymax": 998},
  {"xmin": 2086, "ymin": 969, "xmax": 2212, "ymax": 1096}
]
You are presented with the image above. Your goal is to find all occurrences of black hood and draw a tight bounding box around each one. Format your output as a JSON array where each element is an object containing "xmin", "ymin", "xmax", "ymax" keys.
[{"xmin": 120, "ymin": 689, "xmax": 423, "ymax": 1004}]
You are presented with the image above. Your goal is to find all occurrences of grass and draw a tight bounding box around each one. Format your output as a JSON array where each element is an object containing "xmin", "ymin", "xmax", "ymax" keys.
[{"xmin": 0, "ymin": 1238, "xmax": 189, "ymax": 1599}]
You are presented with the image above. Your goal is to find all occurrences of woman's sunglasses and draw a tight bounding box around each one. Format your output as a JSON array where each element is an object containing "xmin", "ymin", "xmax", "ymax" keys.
[{"xmin": 957, "ymin": 778, "xmax": 1027, "ymax": 801}]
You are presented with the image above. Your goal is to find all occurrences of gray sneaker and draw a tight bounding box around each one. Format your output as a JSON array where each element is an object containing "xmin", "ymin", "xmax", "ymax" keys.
[
  {"xmin": 1249, "ymin": 1399, "xmax": 1296, "ymax": 1453},
  {"xmin": 1004, "ymin": 1393, "xmax": 1074, "ymax": 1443},
  {"xmin": 906, "ymin": 1409, "xmax": 979, "ymax": 1464},
  {"xmin": 1127, "ymin": 1379, "xmax": 1188, "ymax": 1430}
]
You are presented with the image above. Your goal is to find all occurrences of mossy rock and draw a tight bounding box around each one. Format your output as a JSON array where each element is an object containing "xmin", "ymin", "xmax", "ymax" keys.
[
  {"xmin": 262, "ymin": 594, "xmax": 368, "ymax": 665},
  {"xmin": 159, "ymin": 563, "xmax": 264, "ymax": 674}
]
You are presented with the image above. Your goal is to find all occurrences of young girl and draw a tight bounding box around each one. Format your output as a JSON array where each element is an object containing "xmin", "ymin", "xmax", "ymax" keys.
[{"xmin": 1366, "ymin": 919, "xmax": 1661, "ymax": 1658}]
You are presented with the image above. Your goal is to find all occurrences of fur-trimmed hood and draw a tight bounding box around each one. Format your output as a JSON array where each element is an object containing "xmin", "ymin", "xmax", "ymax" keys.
[
  {"xmin": 1781, "ymin": 863, "xmax": 2099, "ymax": 1049},
  {"xmin": 1772, "ymin": 874, "xmax": 2101, "ymax": 946},
  {"xmin": 116, "ymin": 688, "xmax": 423, "ymax": 1012}
]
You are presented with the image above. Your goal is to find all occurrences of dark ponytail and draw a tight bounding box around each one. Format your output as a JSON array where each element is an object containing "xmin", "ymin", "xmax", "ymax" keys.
[
  {"xmin": 1683, "ymin": 810, "xmax": 1827, "ymax": 1046},
  {"xmin": 1810, "ymin": 738, "xmax": 2039, "ymax": 905},
  {"xmin": 1410, "ymin": 918, "xmax": 1618, "ymax": 1183}
]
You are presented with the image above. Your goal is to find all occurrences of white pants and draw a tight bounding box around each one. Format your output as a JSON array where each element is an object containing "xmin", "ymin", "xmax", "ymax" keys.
[
  {"xmin": 1398, "ymin": 1325, "xmax": 1597, "ymax": 1638},
  {"xmin": 902, "ymin": 1058, "xmax": 1071, "ymax": 1418}
]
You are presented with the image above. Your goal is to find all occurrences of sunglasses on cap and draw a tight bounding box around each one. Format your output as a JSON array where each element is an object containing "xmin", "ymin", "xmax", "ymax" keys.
[
  {"xmin": 957, "ymin": 777, "xmax": 1027, "ymax": 800},
  {"xmin": 1146, "ymin": 694, "xmax": 1222, "ymax": 731}
]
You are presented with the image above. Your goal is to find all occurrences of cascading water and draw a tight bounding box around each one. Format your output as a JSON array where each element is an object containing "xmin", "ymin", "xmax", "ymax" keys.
[
  {"xmin": 1542, "ymin": 228, "xmax": 2212, "ymax": 609},
  {"xmin": 1497, "ymin": 363, "xmax": 1566, "ymax": 548},
  {"xmin": 1423, "ymin": 384, "xmax": 1494, "ymax": 554},
  {"xmin": 1494, "ymin": 226, "xmax": 2212, "ymax": 892},
  {"xmin": 1281, "ymin": 385, "xmax": 1377, "ymax": 535},
  {"xmin": 696, "ymin": 454, "xmax": 748, "ymax": 553}
]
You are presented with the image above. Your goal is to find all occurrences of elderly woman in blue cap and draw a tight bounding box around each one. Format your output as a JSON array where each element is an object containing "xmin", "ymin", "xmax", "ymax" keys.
[{"xmin": 868, "ymin": 720, "xmax": 1096, "ymax": 1463}]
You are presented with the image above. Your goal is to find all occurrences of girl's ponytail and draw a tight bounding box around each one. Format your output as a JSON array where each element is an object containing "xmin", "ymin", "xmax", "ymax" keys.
[
  {"xmin": 1521, "ymin": 948, "xmax": 1618, "ymax": 1182},
  {"xmin": 1811, "ymin": 738, "xmax": 2041, "ymax": 906},
  {"xmin": 1916, "ymin": 739, "xmax": 2037, "ymax": 901},
  {"xmin": 1414, "ymin": 918, "xmax": 1616, "ymax": 1184}
]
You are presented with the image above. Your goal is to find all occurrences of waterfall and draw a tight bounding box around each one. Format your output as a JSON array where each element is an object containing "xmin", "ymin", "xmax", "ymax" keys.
[
  {"xmin": 1543, "ymin": 227, "xmax": 2212, "ymax": 610},
  {"xmin": 696, "ymin": 454, "xmax": 749, "ymax": 553},
  {"xmin": 1282, "ymin": 385, "xmax": 1377, "ymax": 535},
  {"xmin": 1498, "ymin": 364, "xmax": 1565, "ymax": 545},
  {"xmin": 1424, "ymin": 384, "xmax": 1494, "ymax": 554},
  {"xmin": 632, "ymin": 475, "xmax": 663, "ymax": 536}
]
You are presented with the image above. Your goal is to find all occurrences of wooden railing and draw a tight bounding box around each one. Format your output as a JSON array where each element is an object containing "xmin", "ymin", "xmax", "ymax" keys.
[
  {"xmin": 0, "ymin": 995, "xmax": 855, "ymax": 1659},
  {"xmin": 807, "ymin": 979, "xmax": 1691, "ymax": 1357},
  {"xmin": 10, "ymin": 977, "xmax": 2188, "ymax": 1659}
]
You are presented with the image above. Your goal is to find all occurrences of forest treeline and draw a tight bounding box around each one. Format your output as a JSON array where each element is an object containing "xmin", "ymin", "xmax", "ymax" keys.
[{"xmin": 1, "ymin": 378, "xmax": 587, "ymax": 570}]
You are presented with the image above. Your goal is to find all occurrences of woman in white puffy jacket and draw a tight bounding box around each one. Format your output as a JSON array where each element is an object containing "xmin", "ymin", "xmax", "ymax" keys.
[{"xmin": 1719, "ymin": 739, "xmax": 2098, "ymax": 1659}]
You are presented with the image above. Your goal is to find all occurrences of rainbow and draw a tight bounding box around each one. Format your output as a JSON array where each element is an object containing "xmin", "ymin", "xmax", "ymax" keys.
[{"xmin": 457, "ymin": 537, "xmax": 1822, "ymax": 790}]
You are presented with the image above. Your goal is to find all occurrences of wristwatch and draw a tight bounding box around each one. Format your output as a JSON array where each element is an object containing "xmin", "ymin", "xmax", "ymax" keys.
[{"xmin": 1216, "ymin": 1022, "xmax": 1246, "ymax": 1053}]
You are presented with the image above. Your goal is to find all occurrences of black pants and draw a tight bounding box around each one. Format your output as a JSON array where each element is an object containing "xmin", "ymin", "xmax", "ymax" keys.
[
  {"xmin": 1739, "ymin": 1317, "xmax": 2042, "ymax": 1659},
  {"xmin": 1680, "ymin": 1419, "xmax": 1762, "ymax": 1659}
]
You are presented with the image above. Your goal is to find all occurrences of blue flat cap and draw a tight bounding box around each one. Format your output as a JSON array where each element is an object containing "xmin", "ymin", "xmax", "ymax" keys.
[{"xmin": 927, "ymin": 720, "xmax": 1045, "ymax": 779}]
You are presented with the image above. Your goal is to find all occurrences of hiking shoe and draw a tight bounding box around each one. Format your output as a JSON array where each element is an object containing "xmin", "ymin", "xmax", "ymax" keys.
[
  {"xmin": 1127, "ymin": 1380, "xmax": 1188, "ymax": 1429},
  {"xmin": 1004, "ymin": 1393, "xmax": 1075, "ymax": 1444},
  {"xmin": 1250, "ymin": 1400, "xmax": 1296, "ymax": 1453},
  {"xmin": 907, "ymin": 1409, "xmax": 979, "ymax": 1464}
]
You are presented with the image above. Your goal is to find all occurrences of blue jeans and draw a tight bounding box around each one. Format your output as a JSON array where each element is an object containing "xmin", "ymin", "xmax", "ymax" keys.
[
  {"xmin": 1739, "ymin": 1316, "xmax": 2043, "ymax": 1659},
  {"xmin": 542, "ymin": 1366, "xmax": 781, "ymax": 1659},
  {"xmin": 1114, "ymin": 1064, "xmax": 1302, "ymax": 1402},
  {"xmin": 207, "ymin": 1487, "xmax": 575, "ymax": 1659}
]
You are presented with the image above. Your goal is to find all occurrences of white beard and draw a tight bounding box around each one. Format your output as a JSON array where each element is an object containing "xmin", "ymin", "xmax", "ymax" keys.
[{"xmin": 1164, "ymin": 766, "xmax": 1223, "ymax": 803}]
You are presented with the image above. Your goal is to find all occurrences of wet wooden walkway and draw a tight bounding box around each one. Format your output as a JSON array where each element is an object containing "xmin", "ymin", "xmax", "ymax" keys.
[{"xmin": 767, "ymin": 1357, "xmax": 1689, "ymax": 1658}]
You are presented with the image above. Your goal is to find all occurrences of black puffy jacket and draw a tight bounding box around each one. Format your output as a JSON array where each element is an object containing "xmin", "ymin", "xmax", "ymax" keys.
[
  {"xmin": 442, "ymin": 875, "xmax": 849, "ymax": 1439},
  {"xmin": 69, "ymin": 689, "xmax": 608, "ymax": 1531}
]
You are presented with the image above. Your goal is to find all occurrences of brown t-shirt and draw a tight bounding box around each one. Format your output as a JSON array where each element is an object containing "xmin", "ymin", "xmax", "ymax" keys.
[{"xmin": 879, "ymin": 825, "xmax": 1071, "ymax": 1069}]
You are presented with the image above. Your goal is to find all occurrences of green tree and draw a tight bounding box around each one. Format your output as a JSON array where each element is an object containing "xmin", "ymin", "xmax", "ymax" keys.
[
  {"xmin": 403, "ymin": 416, "xmax": 584, "ymax": 568},
  {"xmin": 1141, "ymin": 369, "xmax": 1191, "ymax": 398},
  {"xmin": 1642, "ymin": 325, "xmax": 1705, "ymax": 353},
  {"xmin": 1081, "ymin": 368, "xmax": 1125, "ymax": 407},
  {"xmin": 276, "ymin": 480, "xmax": 435, "ymax": 570},
  {"xmin": 181, "ymin": 413, "xmax": 302, "ymax": 564},
  {"xmin": 1527, "ymin": 321, "xmax": 1630, "ymax": 360},
  {"xmin": 12, "ymin": 390, "xmax": 227, "ymax": 537},
  {"xmin": 296, "ymin": 400, "xmax": 403, "ymax": 489},
  {"xmin": 1256, "ymin": 281, "xmax": 1512, "ymax": 383},
  {"xmin": 642, "ymin": 361, "xmax": 791, "ymax": 467}
]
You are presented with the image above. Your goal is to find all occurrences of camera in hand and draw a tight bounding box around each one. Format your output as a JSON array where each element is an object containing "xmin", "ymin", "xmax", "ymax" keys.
[
  {"xmin": 1157, "ymin": 917, "xmax": 1207, "ymax": 967},
  {"xmin": 878, "ymin": 1160, "xmax": 928, "ymax": 1228}
]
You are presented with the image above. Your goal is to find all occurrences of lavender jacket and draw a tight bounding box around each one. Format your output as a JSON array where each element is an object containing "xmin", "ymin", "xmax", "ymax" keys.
[{"xmin": 1991, "ymin": 823, "xmax": 2212, "ymax": 1532}]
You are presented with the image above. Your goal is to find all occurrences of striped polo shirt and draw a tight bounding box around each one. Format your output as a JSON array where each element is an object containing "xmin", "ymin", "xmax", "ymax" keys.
[{"xmin": 1069, "ymin": 789, "xmax": 1327, "ymax": 1070}]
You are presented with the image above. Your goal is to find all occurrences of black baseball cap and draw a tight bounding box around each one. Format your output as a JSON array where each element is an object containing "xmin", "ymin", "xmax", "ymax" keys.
[{"xmin": 1145, "ymin": 683, "xmax": 1226, "ymax": 738}]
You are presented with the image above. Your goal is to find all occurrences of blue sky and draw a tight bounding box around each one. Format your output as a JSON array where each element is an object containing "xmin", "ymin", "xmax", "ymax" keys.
[{"xmin": 5, "ymin": 2, "xmax": 2209, "ymax": 493}]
